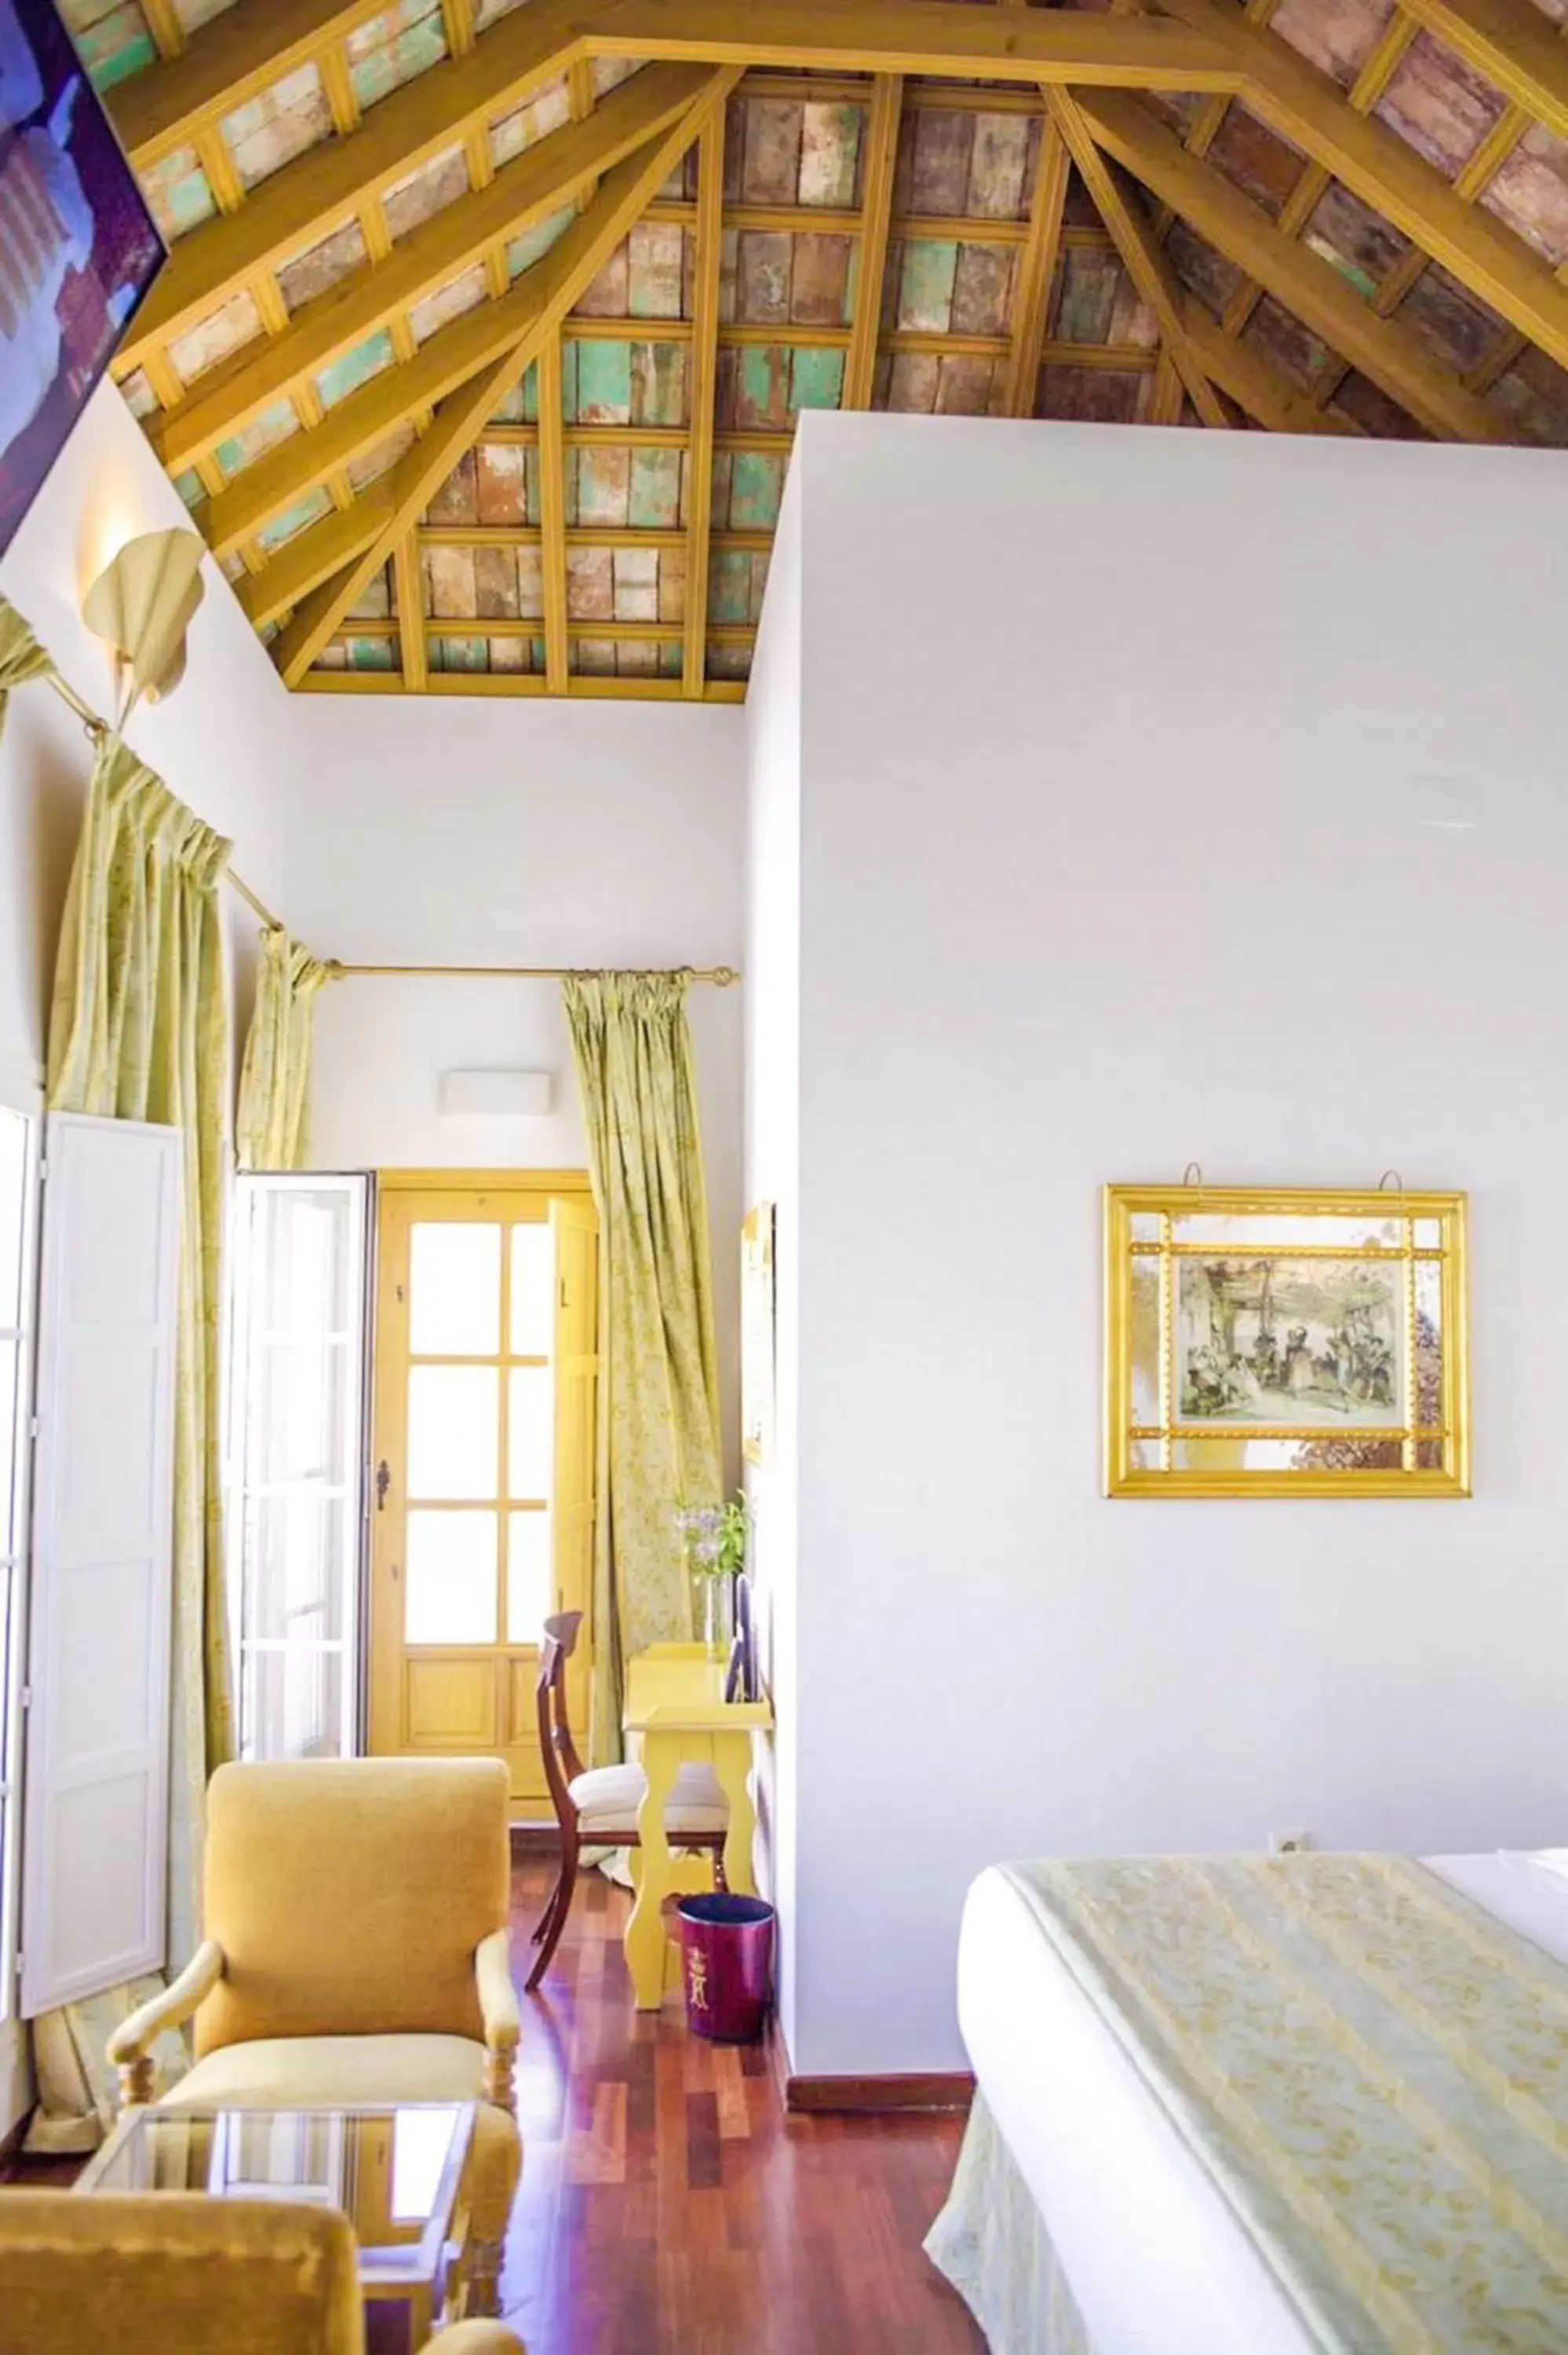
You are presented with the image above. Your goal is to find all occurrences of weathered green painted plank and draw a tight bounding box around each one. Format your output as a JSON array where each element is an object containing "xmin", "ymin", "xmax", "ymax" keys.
[
  {"xmin": 629, "ymin": 447, "xmax": 684, "ymax": 528},
  {"xmin": 790, "ymin": 345, "xmax": 845, "ymax": 411},
  {"xmin": 574, "ymin": 338, "xmax": 633, "ymax": 424},
  {"xmin": 730, "ymin": 450, "xmax": 783, "ymax": 529}
]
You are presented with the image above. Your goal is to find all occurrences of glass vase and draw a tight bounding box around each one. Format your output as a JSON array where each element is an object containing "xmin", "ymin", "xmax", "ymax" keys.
[{"xmin": 702, "ymin": 1573, "xmax": 734, "ymax": 1659}]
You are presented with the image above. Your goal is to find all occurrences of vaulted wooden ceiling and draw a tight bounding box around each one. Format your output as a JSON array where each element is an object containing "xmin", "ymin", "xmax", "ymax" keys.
[{"xmin": 78, "ymin": 0, "xmax": 1568, "ymax": 703}]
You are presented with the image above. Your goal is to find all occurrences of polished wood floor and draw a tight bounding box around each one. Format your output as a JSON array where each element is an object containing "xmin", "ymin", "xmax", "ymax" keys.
[
  {"xmin": 500, "ymin": 1853, "xmax": 983, "ymax": 2354},
  {"xmin": 2, "ymin": 1854, "xmax": 982, "ymax": 2353}
]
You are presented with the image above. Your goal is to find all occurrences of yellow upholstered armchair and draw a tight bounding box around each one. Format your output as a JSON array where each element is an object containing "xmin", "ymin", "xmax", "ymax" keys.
[
  {"xmin": 0, "ymin": 2192, "xmax": 524, "ymax": 2355},
  {"xmin": 105, "ymin": 1758, "xmax": 522, "ymax": 2307}
]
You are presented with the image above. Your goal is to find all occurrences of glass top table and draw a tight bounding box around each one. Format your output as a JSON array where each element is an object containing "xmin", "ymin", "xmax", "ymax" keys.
[{"xmin": 78, "ymin": 2102, "xmax": 476, "ymax": 2348}]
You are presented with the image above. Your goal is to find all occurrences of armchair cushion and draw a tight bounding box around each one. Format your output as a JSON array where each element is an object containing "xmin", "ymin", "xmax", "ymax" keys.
[
  {"xmin": 156, "ymin": 2035, "xmax": 521, "ymax": 2260},
  {"xmin": 196, "ymin": 1759, "xmax": 510, "ymax": 2056},
  {"xmin": 569, "ymin": 1760, "xmax": 728, "ymax": 1837},
  {"xmin": 162, "ymin": 2032, "xmax": 491, "ymax": 2113}
]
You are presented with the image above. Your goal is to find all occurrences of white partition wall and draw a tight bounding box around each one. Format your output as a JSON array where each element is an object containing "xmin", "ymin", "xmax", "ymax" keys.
[
  {"xmin": 21, "ymin": 1112, "xmax": 180, "ymax": 2016},
  {"xmin": 747, "ymin": 413, "xmax": 1568, "ymax": 2079}
]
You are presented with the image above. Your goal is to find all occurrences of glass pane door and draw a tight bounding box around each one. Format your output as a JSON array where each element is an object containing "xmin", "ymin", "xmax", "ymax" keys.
[
  {"xmin": 370, "ymin": 1181, "xmax": 596, "ymax": 1812},
  {"xmin": 227, "ymin": 1176, "xmax": 372, "ymax": 1761},
  {"xmin": 399, "ymin": 1218, "xmax": 555, "ymax": 1651}
]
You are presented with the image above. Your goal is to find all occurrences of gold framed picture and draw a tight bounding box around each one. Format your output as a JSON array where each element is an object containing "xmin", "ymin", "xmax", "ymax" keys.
[
  {"xmin": 1103, "ymin": 1184, "xmax": 1470, "ymax": 1499},
  {"xmin": 741, "ymin": 1203, "xmax": 776, "ymax": 1468}
]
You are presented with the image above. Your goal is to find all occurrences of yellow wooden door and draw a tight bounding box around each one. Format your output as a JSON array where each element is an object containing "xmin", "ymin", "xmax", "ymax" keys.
[{"xmin": 369, "ymin": 1176, "xmax": 598, "ymax": 1813}]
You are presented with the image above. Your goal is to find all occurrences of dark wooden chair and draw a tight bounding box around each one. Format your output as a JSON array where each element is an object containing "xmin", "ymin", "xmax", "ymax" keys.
[{"xmin": 527, "ymin": 1611, "xmax": 729, "ymax": 1992}]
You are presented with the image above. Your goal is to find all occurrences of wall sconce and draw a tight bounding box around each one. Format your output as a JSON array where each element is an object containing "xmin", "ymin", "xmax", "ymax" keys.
[{"xmin": 81, "ymin": 528, "xmax": 206, "ymax": 727}]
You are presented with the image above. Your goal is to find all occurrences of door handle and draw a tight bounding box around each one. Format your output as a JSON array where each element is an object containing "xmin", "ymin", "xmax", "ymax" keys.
[{"xmin": 376, "ymin": 1459, "xmax": 391, "ymax": 1512}]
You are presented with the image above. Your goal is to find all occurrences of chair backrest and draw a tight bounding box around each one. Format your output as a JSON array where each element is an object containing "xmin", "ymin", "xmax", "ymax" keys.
[
  {"xmin": 195, "ymin": 1758, "xmax": 510, "ymax": 2057},
  {"xmin": 535, "ymin": 1610, "xmax": 585, "ymax": 1825},
  {"xmin": 0, "ymin": 2193, "xmax": 363, "ymax": 2355}
]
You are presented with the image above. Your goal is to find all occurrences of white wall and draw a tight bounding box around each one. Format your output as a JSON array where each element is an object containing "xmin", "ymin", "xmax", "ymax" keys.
[
  {"xmin": 0, "ymin": 376, "xmax": 295, "ymax": 2137},
  {"xmin": 742, "ymin": 471, "xmax": 802, "ymax": 2055},
  {"xmin": 284, "ymin": 692, "xmax": 747, "ymax": 1470},
  {"xmin": 0, "ymin": 379, "xmax": 294, "ymax": 1088},
  {"xmin": 751, "ymin": 410, "xmax": 1568, "ymax": 2078}
]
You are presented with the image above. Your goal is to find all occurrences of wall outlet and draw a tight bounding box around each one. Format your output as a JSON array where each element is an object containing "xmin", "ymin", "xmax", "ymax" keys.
[{"xmin": 1270, "ymin": 1827, "xmax": 1311, "ymax": 1856}]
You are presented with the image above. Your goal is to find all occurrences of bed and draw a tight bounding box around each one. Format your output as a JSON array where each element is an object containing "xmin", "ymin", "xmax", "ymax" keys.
[{"xmin": 927, "ymin": 1851, "xmax": 1568, "ymax": 2355}]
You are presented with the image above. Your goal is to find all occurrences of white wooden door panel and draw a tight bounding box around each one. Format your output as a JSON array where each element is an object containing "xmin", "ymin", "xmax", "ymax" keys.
[{"xmin": 20, "ymin": 1112, "xmax": 181, "ymax": 2017}]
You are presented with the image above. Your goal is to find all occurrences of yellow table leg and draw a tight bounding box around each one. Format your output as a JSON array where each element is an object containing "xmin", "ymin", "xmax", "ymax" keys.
[
  {"xmin": 624, "ymin": 1730, "xmax": 679, "ymax": 2010},
  {"xmin": 713, "ymin": 1731, "xmax": 757, "ymax": 1898}
]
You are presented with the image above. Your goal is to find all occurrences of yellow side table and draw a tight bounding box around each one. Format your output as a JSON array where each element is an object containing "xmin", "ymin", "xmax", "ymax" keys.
[{"xmin": 621, "ymin": 1645, "xmax": 773, "ymax": 2010}]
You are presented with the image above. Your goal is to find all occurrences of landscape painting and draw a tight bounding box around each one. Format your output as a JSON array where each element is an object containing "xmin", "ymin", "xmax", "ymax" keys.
[{"xmin": 1176, "ymin": 1255, "xmax": 1403, "ymax": 1429}]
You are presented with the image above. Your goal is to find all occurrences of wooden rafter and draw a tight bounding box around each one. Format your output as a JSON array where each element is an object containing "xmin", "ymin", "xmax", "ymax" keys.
[
  {"xmin": 301, "ymin": 669, "xmax": 748, "ymax": 704},
  {"xmin": 1153, "ymin": 0, "xmax": 1281, "ymax": 240},
  {"xmin": 1398, "ymin": 0, "xmax": 1568, "ymax": 144},
  {"xmin": 109, "ymin": 0, "xmax": 417, "ymax": 165},
  {"xmin": 199, "ymin": 331, "xmax": 1167, "ymax": 563},
  {"xmin": 1074, "ymin": 90, "xmax": 1515, "ymax": 445},
  {"xmin": 1308, "ymin": 97, "xmax": 1541, "ymax": 415},
  {"xmin": 1179, "ymin": 301, "xmax": 1357, "ymax": 436},
  {"xmin": 236, "ymin": 494, "xmax": 394, "ymax": 629},
  {"xmin": 115, "ymin": 0, "xmax": 592, "ymax": 374},
  {"xmin": 1307, "ymin": 11, "xmax": 1567, "ymax": 414},
  {"xmin": 1213, "ymin": 13, "xmax": 1417, "ymax": 354},
  {"xmin": 538, "ymin": 333, "xmax": 570, "ymax": 695},
  {"xmin": 1149, "ymin": 350, "xmax": 1183, "ymax": 425},
  {"xmin": 393, "ymin": 533, "xmax": 428, "ymax": 692},
  {"xmin": 148, "ymin": 65, "xmax": 710, "ymax": 473},
  {"xmin": 199, "ymin": 275, "xmax": 560, "ymax": 560},
  {"xmin": 683, "ymin": 112, "xmax": 725, "ymax": 696},
  {"xmin": 104, "ymin": 0, "xmax": 1568, "ymax": 705},
  {"xmin": 271, "ymin": 349, "xmax": 531, "ymax": 683},
  {"xmin": 843, "ymin": 75, "xmax": 903, "ymax": 411},
  {"xmin": 1047, "ymin": 92, "xmax": 1227, "ymax": 429},
  {"xmin": 1154, "ymin": 0, "xmax": 1568, "ymax": 376},
  {"xmin": 582, "ymin": 1, "xmax": 1241, "ymax": 89},
  {"xmin": 1001, "ymin": 120, "xmax": 1068, "ymax": 418},
  {"xmin": 272, "ymin": 68, "xmax": 742, "ymax": 685}
]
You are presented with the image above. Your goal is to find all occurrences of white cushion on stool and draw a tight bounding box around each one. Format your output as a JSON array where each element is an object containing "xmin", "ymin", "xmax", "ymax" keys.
[{"xmin": 568, "ymin": 1761, "xmax": 729, "ymax": 1837}]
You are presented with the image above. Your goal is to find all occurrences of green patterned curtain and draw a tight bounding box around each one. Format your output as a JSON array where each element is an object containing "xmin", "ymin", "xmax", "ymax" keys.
[
  {"xmin": 235, "ymin": 927, "xmax": 332, "ymax": 1171},
  {"xmin": 47, "ymin": 736, "xmax": 235, "ymax": 1948},
  {"xmin": 563, "ymin": 971, "xmax": 723, "ymax": 1762},
  {"xmin": 0, "ymin": 597, "xmax": 54, "ymax": 738}
]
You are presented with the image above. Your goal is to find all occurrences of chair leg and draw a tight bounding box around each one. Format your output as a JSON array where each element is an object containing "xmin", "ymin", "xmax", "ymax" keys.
[
  {"xmin": 530, "ymin": 1868, "xmax": 566, "ymax": 1946},
  {"xmin": 527, "ymin": 1824, "xmax": 579, "ymax": 1992}
]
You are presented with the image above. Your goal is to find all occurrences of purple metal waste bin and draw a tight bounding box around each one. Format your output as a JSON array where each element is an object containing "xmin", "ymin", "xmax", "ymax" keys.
[{"xmin": 677, "ymin": 1893, "xmax": 775, "ymax": 2043}]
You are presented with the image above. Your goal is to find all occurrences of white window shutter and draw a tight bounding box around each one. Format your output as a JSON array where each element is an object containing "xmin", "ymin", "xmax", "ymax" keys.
[
  {"xmin": 20, "ymin": 1112, "xmax": 181, "ymax": 2017},
  {"xmin": 226, "ymin": 1173, "xmax": 373, "ymax": 1762}
]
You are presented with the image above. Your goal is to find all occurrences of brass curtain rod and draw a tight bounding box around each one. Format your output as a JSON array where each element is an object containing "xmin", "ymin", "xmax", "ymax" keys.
[
  {"xmin": 328, "ymin": 962, "xmax": 740, "ymax": 986},
  {"xmin": 44, "ymin": 668, "xmax": 286, "ymax": 933},
  {"xmin": 41, "ymin": 674, "xmax": 740, "ymax": 987}
]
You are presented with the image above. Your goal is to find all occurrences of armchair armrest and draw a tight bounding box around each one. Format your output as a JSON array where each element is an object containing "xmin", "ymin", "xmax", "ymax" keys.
[
  {"xmin": 474, "ymin": 1928, "xmax": 520, "ymax": 2109},
  {"xmin": 105, "ymin": 1939, "xmax": 225, "ymax": 2106}
]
